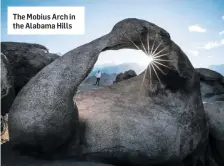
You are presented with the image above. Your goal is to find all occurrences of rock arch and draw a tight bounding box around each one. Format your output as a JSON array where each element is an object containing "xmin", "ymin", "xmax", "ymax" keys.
[{"xmin": 8, "ymin": 18, "xmax": 208, "ymax": 164}]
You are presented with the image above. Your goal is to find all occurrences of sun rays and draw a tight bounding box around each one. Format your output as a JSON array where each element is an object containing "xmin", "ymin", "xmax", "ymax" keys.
[{"xmin": 121, "ymin": 31, "xmax": 172, "ymax": 87}]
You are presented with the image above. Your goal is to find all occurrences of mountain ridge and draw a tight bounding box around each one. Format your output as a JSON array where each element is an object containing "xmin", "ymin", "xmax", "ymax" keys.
[{"xmin": 208, "ymin": 64, "xmax": 224, "ymax": 75}]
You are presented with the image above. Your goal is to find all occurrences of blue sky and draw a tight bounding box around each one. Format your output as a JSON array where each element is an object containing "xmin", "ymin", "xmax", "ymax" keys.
[{"xmin": 1, "ymin": 0, "xmax": 224, "ymax": 68}]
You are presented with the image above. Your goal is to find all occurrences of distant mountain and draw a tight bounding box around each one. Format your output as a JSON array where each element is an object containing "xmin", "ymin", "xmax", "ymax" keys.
[
  {"xmin": 208, "ymin": 64, "xmax": 224, "ymax": 75},
  {"xmin": 89, "ymin": 63, "xmax": 145, "ymax": 76},
  {"xmin": 80, "ymin": 63, "xmax": 144, "ymax": 88}
]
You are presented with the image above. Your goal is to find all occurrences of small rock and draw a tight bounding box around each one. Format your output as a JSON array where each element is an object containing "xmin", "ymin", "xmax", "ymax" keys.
[{"xmin": 114, "ymin": 70, "xmax": 137, "ymax": 83}]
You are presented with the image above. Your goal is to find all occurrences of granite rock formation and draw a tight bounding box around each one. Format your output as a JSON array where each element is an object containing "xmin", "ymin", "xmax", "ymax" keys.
[
  {"xmin": 6, "ymin": 18, "xmax": 208, "ymax": 165},
  {"xmin": 203, "ymin": 101, "xmax": 224, "ymax": 166},
  {"xmin": 1, "ymin": 42, "xmax": 59, "ymax": 94}
]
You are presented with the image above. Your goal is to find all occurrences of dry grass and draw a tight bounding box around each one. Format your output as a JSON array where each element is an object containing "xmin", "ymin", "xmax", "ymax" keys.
[{"xmin": 1, "ymin": 119, "xmax": 9, "ymax": 144}]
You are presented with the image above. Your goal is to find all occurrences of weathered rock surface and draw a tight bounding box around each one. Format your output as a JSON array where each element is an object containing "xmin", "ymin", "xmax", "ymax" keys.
[
  {"xmin": 203, "ymin": 102, "xmax": 224, "ymax": 165},
  {"xmin": 1, "ymin": 42, "xmax": 59, "ymax": 94},
  {"xmin": 1, "ymin": 53, "xmax": 15, "ymax": 115},
  {"xmin": 113, "ymin": 69, "xmax": 137, "ymax": 83},
  {"xmin": 196, "ymin": 68, "xmax": 224, "ymax": 102},
  {"xmin": 7, "ymin": 18, "xmax": 208, "ymax": 165},
  {"xmin": 75, "ymin": 72, "xmax": 208, "ymax": 165},
  {"xmin": 204, "ymin": 102, "xmax": 224, "ymax": 140},
  {"xmin": 1, "ymin": 142, "xmax": 114, "ymax": 166}
]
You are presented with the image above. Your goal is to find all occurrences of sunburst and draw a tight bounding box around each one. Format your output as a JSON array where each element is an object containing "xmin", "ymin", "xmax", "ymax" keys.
[{"xmin": 121, "ymin": 31, "xmax": 172, "ymax": 88}]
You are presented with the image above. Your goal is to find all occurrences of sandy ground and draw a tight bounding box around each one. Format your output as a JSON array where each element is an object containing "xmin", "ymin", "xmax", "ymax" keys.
[{"xmin": 77, "ymin": 83, "xmax": 105, "ymax": 93}]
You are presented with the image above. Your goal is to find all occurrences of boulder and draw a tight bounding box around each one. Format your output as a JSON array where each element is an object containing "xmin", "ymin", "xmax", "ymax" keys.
[
  {"xmin": 203, "ymin": 102, "xmax": 224, "ymax": 165},
  {"xmin": 196, "ymin": 68, "xmax": 224, "ymax": 102},
  {"xmin": 114, "ymin": 73, "xmax": 124, "ymax": 83},
  {"xmin": 114, "ymin": 70, "xmax": 137, "ymax": 83},
  {"xmin": 7, "ymin": 18, "xmax": 208, "ymax": 165},
  {"xmin": 76, "ymin": 72, "xmax": 208, "ymax": 165},
  {"xmin": 123, "ymin": 70, "xmax": 137, "ymax": 79},
  {"xmin": 1, "ymin": 53, "xmax": 15, "ymax": 115},
  {"xmin": 1, "ymin": 42, "xmax": 59, "ymax": 94}
]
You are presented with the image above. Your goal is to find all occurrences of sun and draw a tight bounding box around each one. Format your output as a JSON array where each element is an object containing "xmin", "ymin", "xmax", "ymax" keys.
[
  {"xmin": 148, "ymin": 55, "xmax": 154, "ymax": 64},
  {"xmin": 121, "ymin": 30, "xmax": 171, "ymax": 85}
]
